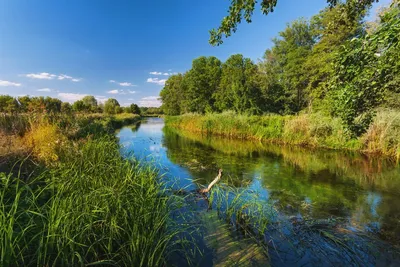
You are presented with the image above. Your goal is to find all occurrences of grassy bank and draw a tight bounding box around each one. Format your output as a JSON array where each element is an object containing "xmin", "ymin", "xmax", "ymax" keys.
[
  {"xmin": 165, "ymin": 110, "xmax": 400, "ymax": 161},
  {"xmin": 0, "ymin": 113, "xmax": 188, "ymax": 266}
]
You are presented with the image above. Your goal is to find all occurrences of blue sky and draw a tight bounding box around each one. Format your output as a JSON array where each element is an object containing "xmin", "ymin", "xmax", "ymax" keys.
[{"xmin": 0, "ymin": 0, "xmax": 390, "ymax": 107}]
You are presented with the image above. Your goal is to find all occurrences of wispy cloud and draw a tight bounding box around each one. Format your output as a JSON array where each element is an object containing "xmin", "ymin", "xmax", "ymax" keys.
[
  {"xmin": 107, "ymin": 89, "xmax": 119, "ymax": 94},
  {"xmin": 149, "ymin": 71, "xmax": 163, "ymax": 75},
  {"xmin": 149, "ymin": 71, "xmax": 178, "ymax": 76},
  {"xmin": 37, "ymin": 88, "xmax": 52, "ymax": 92},
  {"xmin": 24, "ymin": 72, "xmax": 82, "ymax": 82},
  {"xmin": 0, "ymin": 80, "xmax": 22, "ymax": 87},
  {"xmin": 109, "ymin": 80, "xmax": 136, "ymax": 87},
  {"xmin": 107, "ymin": 89, "xmax": 136, "ymax": 95},
  {"xmin": 26, "ymin": 73, "xmax": 56, "ymax": 80},
  {"xmin": 139, "ymin": 96, "xmax": 161, "ymax": 107},
  {"xmin": 147, "ymin": 77, "xmax": 167, "ymax": 86}
]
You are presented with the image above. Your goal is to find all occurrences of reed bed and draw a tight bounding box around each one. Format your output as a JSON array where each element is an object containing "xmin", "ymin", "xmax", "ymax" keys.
[{"xmin": 165, "ymin": 109, "xmax": 400, "ymax": 160}]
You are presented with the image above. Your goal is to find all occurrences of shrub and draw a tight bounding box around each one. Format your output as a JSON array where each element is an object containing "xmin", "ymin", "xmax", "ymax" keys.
[{"xmin": 23, "ymin": 122, "xmax": 66, "ymax": 164}]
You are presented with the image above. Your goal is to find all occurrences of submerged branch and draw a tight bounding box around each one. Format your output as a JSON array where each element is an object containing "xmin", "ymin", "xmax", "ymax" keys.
[{"xmin": 199, "ymin": 169, "xmax": 223, "ymax": 193}]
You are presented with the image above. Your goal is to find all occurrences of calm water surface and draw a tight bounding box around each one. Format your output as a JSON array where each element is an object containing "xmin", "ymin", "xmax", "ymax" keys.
[{"xmin": 117, "ymin": 117, "xmax": 400, "ymax": 266}]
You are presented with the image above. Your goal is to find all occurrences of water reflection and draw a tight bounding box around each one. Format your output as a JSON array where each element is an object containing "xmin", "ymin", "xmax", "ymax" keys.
[{"xmin": 117, "ymin": 118, "xmax": 400, "ymax": 245}]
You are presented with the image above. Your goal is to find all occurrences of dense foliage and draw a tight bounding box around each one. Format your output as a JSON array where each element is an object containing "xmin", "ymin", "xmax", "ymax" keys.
[
  {"xmin": 161, "ymin": 1, "xmax": 400, "ymax": 136},
  {"xmin": 0, "ymin": 95, "xmax": 143, "ymax": 116},
  {"xmin": 209, "ymin": 0, "xmax": 379, "ymax": 45}
]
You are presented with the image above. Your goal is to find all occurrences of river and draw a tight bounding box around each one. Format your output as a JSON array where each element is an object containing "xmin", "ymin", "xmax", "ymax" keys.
[{"xmin": 117, "ymin": 117, "xmax": 400, "ymax": 266}]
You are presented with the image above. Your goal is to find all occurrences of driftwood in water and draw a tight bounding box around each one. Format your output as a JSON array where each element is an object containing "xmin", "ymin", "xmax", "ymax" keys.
[{"xmin": 199, "ymin": 169, "xmax": 223, "ymax": 194}]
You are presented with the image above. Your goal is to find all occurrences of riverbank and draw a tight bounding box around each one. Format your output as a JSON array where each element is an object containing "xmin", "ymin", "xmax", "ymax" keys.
[
  {"xmin": 165, "ymin": 110, "xmax": 400, "ymax": 161},
  {"xmin": 0, "ymin": 113, "xmax": 187, "ymax": 266}
]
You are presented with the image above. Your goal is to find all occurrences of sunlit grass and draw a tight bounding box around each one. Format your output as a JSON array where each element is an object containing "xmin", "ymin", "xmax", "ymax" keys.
[
  {"xmin": 0, "ymin": 137, "xmax": 189, "ymax": 266},
  {"xmin": 166, "ymin": 109, "xmax": 400, "ymax": 160}
]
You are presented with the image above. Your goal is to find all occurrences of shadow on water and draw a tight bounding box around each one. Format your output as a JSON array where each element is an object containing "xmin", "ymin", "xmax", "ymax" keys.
[{"xmin": 117, "ymin": 118, "xmax": 400, "ymax": 266}]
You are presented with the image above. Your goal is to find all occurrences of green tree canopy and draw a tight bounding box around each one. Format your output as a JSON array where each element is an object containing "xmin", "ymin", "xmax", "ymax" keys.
[
  {"xmin": 185, "ymin": 56, "xmax": 222, "ymax": 113},
  {"xmin": 214, "ymin": 54, "xmax": 261, "ymax": 114},
  {"xmin": 160, "ymin": 74, "xmax": 187, "ymax": 115},
  {"xmin": 104, "ymin": 98, "xmax": 121, "ymax": 114},
  {"xmin": 209, "ymin": 0, "xmax": 378, "ymax": 45},
  {"xmin": 82, "ymin": 95, "xmax": 98, "ymax": 112}
]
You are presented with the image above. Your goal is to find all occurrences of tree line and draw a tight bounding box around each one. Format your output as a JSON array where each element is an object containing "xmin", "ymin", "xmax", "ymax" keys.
[
  {"xmin": 0, "ymin": 95, "xmax": 142, "ymax": 115},
  {"xmin": 160, "ymin": 1, "xmax": 400, "ymax": 136}
]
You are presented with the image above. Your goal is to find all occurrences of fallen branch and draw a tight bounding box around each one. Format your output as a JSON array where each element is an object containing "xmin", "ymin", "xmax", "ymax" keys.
[{"xmin": 199, "ymin": 169, "xmax": 223, "ymax": 193}]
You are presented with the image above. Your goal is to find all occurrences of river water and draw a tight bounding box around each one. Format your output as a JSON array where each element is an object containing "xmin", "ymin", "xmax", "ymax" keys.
[{"xmin": 117, "ymin": 117, "xmax": 400, "ymax": 266}]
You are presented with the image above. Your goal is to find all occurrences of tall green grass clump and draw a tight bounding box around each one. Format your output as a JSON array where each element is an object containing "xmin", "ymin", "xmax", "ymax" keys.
[{"xmin": 1, "ymin": 137, "xmax": 182, "ymax": 266}]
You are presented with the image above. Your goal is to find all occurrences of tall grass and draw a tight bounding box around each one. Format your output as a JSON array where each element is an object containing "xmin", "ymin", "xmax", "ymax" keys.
[
  {"xmin": 1, "ymin": 137, "xmax": 184, "ymax": 266},
  {"xmin": 165, "ymin": 109, "xmax": 400, "ymax": 160}
]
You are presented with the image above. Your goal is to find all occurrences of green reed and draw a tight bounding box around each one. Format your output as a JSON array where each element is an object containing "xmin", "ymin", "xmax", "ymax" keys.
[{"xmin": 0, "ymin": 137, "xmax": 186, "ymax": 266}]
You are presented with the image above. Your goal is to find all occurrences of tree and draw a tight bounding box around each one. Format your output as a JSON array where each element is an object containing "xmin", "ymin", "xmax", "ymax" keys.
[
  {"xmin": 258, "ymin": 50, "xmax": 285, "ymax": 114},
  {"xmin": 44, "ymin": 97, "xmax": 62, "ymax": 113},
  {"xmin": 214, "ymin": 54, "xmax": 262, "ymax": 114},
  {"xmin": 17, "ymin": 96, "xmax": 31, "ymax": 113},
  {"xmin": 0, "ymin": 95, "xmax": 19, "ymax": 114},
  {"xmin": 305, "ymin": 2, "xmax": 367, "ymax": 108},
  {"xmin": 72, "ymin": 100, "xmax": 85, "ymax": 112},
  {"xmin": 259, "ymin": 19, "xmax": 315, "ymax": 114},
  {"xmin": 61, "ymin": 102, "xmax": 72, "ymax": 114},
  {"xmin": 82, "ymin": 95, "xmax": 98, "ymax": 113},
  {"xmin": 210, "ymin": 0, "xmax": 378, "ymax": 45},
  {"xmin": 330, "ymin": 1, "xmax": 400, "ymax": 136},
  {"xmin": 184, "ymin": 56, "xmax": 222, "ymax": 113},
  {"xmin": 160, "ymin": 74, "xmax": 187, "ymax": 115},
  {"xmin": 129, "ymin": 103, "xmax": 141, "ymax": 115},
  {"xmin": 104, "ymin": 98, "xmax": 121, "ymax": 114}
]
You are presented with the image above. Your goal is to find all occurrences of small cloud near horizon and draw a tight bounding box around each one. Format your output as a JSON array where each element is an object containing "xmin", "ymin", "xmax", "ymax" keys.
[
  {"xmin": 109, "ymin": 80, "xmax": 136, "ymax": 87},
  {"xmin": 147, "ymin": 77, "xmax": 166, "ymax": 86},
  {"xmin": 24, "ymin": 72, "xmax": 82, "ymax": 82},
  {"xmin": 0, "ymin": 80, "xmax": 22, "ymax": 87},
  {"xmin": 37, "ymin": 88, "xmax": 52, "ymax": 92}
]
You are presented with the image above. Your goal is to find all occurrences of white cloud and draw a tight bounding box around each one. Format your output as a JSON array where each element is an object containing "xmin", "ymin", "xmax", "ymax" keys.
[
  {"xmin": 119, "ymin": 82, "xmax": 134, "ymax": 87},
  {"xmin": 109, "ymin": 80, "xmax": 136, "ymax": 87},
  {"xmin": 26, "ymin": 72, "xmax": 57, "ymax": 80},
  {"xmin": 107, "ymin": 89, "xmax": 136, "ymax": 95},
  {"xmin": 58, "ymin": 74, "xmax": 72, "ymax": 80},
  {"xmin": 58, "ymin": 93, "xmax": 88, "ymax": 103},
  {"xmin": 37, "ymin": 88, "xmax": 52, "ymax": 92},
  {"xmin": 149, "ymin": 71, "xmax": 163, "ymax": 75},
  {"xmin": 139, "ymin": 96, "xmax": 161, "ymax": 107},
  {"xmin": 24, "ymin": 72, "xmax": 82, "ymax": 82},
  {"xmin": 150, "ymin": 71, "xmax": 178, "ymax": 76},
  {"xmin": 0, "ymin": 80, "xmax": 22, "ymax": 87},
  {"xmin": 147, "ymin": 77, "xmax": 166, "ymax": 86}
]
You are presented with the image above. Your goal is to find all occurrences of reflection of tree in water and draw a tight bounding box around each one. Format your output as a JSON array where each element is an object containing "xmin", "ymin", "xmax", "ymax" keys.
[
  {"xmin": 162, "ymin": 127, "xmax": 255, "ymax": 187},
  {"xmin": 163, "ymin": 126, "xmax": 400, "ymax": 244}
]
